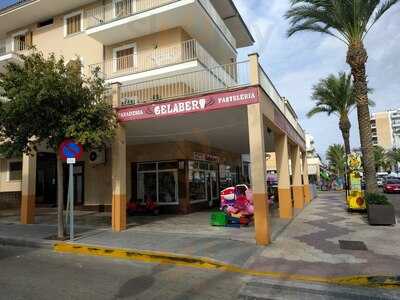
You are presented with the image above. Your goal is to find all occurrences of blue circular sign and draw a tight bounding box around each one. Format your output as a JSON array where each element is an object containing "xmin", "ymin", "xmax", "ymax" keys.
[{"xmin": 59, "ymin": 139, "xmax": 83, "ymax": 161}]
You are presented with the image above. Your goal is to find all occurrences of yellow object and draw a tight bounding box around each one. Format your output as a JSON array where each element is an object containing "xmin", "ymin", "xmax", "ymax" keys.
[{"xmin": 346, "ymin": 170, "xmax": 366, "ymax": 210}]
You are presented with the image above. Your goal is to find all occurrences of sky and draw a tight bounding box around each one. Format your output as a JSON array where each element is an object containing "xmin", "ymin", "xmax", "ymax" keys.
[{"xmin": 234, "ymin": 0, "xmax": 400, "ymax": 158}]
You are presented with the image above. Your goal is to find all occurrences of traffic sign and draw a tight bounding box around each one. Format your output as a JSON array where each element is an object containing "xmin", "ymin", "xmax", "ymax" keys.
[{"xmin": 59, "ymin": 139, "xmax": 83, "ymax": 161}]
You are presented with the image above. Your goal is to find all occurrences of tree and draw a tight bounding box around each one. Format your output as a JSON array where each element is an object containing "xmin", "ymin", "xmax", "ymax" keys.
[
  {"xmin": 387, "ymin": 148, "xmax": 400, "ymax": 172},
  {"xmin": 0, "ymin": 51, "xmax": 116, "ymax": 239},
  {"xmin": 285, "ymin": 0, "xmax": 399, "ymax": 193},
  {"xmin": 308, "ymin": 72, "xmax": 356, "ymax": 155},
  {"xmin": 326, "ymin": 144, "xmax": 346, "ymax": 177},
  {"xmin": 373, "ymin": 145, "xmax": 391, "ymax": 172}
]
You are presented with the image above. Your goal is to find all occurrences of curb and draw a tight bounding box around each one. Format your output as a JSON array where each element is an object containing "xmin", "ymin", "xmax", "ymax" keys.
[
  {"xmin": 54, "ymin": 242, "xmax": 400, "ymax": 289},
  {"xmin": 0, "ymin": 236, "xmax": 54, "ymax": 249}
]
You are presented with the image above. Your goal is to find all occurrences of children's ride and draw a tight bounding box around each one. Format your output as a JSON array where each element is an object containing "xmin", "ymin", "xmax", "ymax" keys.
[
  {"xmin": 346, "ymin": 152, "xmax": 366, "ymax": 210},
  {"xmin": 220, "ymin": 184, "xmax": 254, "ymax": 217}
]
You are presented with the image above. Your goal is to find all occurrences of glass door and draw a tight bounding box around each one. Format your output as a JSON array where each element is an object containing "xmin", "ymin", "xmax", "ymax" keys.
[{"xmin": 205, "ymin": 170, "xmax": 218, "ymax": 207}]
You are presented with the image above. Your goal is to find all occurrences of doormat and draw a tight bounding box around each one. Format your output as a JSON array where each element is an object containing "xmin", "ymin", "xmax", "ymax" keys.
[{"xmin": 339, "ymin": 240, "xmax": 368, "ymax": 251}]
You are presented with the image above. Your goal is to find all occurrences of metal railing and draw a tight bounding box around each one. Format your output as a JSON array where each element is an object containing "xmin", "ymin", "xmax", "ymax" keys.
[
  {"xmin": 85, "ymin": 0, "xmax": 177, "ymax": 28},
  {"xmin": 119, "ymin": 60, "xmax": 249, "ymax": 106},
  {"xmin": 89, "ymin": 39, "xmax": 220, "ymax": 80},
  {"xmin": 84, "ymin": 0, "xmax": 236, "ymax": 49},
  {"xmin": 258, "ymin": 65, "xmax": 305, "ymax": 139},
  {"xmin": 0, "ymin": 38, "xmax": 28, "ymax": 56}
]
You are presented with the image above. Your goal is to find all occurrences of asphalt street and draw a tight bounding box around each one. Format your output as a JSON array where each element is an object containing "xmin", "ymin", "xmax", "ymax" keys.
[{"xmin": 0, "ymin": 245, "xmax": 243, "ymax": 300}]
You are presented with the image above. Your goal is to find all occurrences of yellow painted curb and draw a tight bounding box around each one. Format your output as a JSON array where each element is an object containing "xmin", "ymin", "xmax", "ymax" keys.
[{"xmin": 54, "ymin": 242, "xmax": 400, "ymax": 289}]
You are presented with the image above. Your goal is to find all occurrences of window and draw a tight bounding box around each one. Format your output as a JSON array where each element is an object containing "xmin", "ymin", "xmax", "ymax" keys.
[
  {"xmin": 38, "ymin": 18, "xmax": 54, "ymax": 28},
  {"xmin": 113, "ymin": 0, "xmax": 136, "ymax": 18},
  {"xmin": 113, "ymin": 44, "xmax": 136, "ymax": 72},
  {"xmin": 64, "ymin": 11, "xmax": 82, "ymax": 36},
  {"xmin": 11, "ymin": 30, "xmax": 30, "ymax": 52},
  {"xmin": 137, "ymin": 161, "xmax": 178, "ymax": 205},
  {"xmin": 8, "ymin": 161, "xmax": 22, "ymax": 181}
]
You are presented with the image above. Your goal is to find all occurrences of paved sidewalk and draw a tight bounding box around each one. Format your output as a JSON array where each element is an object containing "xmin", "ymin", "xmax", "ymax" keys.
[{"xmin": 246, "ymin": 191, "xmax": 400, "ymax": 277}]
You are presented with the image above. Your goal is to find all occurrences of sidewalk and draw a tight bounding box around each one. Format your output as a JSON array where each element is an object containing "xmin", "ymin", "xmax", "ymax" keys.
[{"xmin": 245, "ymin": 191, "xmax": 400, "ymax": 277}]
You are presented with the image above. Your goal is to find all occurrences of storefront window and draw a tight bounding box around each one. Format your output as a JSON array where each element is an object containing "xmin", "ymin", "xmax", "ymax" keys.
[
  {"xmin": 189, "ymin": 161, "xmax": 219, "ymax": 203},
  {"xmin": 158, "ymin": 171, "xmax": 177, "ymax": 203},
  {"xmin": 137, "ymin": 162, "xmax": 178, "ymax": 205},
  {"xmin": 189, "ymin": 169, "xmax": 206, "ymax": 202}
]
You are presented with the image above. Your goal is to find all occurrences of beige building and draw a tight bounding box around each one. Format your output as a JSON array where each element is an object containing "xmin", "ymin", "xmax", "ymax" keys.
[
  {"xmin": 0, "ymin": 0, "xmax": 309, "ymax": 245},
  {"xmin": 371, "ymin": 109, "xmax": 400, "ymax": 150}
]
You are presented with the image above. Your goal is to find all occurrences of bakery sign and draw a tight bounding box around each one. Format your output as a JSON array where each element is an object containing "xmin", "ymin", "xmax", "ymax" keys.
[{"xmin": 117, "ymin": 87, "xmax": 259, "ymax": 122}]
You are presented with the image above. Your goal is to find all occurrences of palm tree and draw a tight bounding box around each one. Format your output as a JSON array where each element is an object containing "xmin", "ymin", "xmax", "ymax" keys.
[
  {"xmin": 326, "ymin": 144, "xmax": 346, "ymax": 177},
  {"xmin": 308, "ymin": 72, "xmax": 355, "ymax": 155},
  {"xmin": 285, "ymin": 0, "xmax": 399, "ymax": 193},
  {"xmin": 387, "ymin": 148, "xmax": 400, "ymax": 172},
  {"xmin": 373, "ymin": 145, "xmax": 391, "ymax": 172}
]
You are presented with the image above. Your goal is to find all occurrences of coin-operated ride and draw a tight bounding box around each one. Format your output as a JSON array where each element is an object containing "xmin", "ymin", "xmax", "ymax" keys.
[{"xmin": 346, "ymin": 152, "xmax": 366, "ymax": 210}]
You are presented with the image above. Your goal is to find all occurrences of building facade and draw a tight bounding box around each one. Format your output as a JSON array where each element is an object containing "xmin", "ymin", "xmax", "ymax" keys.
[
  {"xmin": 0, "ymin": 0, "xmax": 309, "ymax": 245},
  {"xmin": 371, "ymin": 109, "xmax": 400, "ymax": 150}
]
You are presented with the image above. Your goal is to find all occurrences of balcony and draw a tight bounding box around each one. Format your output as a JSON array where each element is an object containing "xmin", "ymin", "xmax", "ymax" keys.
[
  {"xmin": 118, "ymin": 60, "xmax": 248, "ymax": 106},
  {"xmin": 0, "ymin": 39, "xmax": 28, "ymax": 72},
  {"xmin": 89, "ymin": 39, "xmax": 230, "ymax": 85},
  {"xmin": 84, "ymin": 0, "xmax": 236, "ymax": 64}
]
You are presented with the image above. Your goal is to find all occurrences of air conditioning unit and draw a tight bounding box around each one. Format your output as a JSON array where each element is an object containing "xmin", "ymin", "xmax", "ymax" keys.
[{"xmin": 88, "ymin": 148, "xmax": 106, "ymax": 165}]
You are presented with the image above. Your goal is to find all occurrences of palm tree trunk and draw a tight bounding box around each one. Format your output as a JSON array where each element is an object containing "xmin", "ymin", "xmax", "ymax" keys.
[
  {"xmin": 347, "ymin": 41, "xmax": 377, "ymax": 193},
  {"xmin": 339, "ymin": 116, "xmax": 351, "ymax": 191}
]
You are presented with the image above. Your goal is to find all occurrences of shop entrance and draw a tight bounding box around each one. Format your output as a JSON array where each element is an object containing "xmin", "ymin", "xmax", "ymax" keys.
[
  {"xmin": 205, "ymin": 169, "xmax": 218, "ymax": 207},
  {"xmin": 36, "ymin": 152, "xmax": 57, "ymax": 206},
  {"xmin": 63, "ymin": 162, "xmax": 85, "ymax": 206}
]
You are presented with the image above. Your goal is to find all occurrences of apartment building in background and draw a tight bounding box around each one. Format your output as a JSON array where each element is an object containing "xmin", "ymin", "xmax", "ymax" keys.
[
  {"xmin": 371, "ymin": 109, "xmax": 400, "ymax": 150},
  {"xmin": 0, "ymin": 0, "xmax": 308, "ymax": 245}
]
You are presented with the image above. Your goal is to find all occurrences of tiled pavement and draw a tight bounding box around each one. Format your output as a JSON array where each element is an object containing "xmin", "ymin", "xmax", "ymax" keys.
[{"xmin": 247, "ymin": 192, "xmax": 400, "ymax": 277}]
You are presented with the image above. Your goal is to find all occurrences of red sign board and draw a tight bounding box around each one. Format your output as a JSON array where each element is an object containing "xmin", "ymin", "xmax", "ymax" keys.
[
  {"xmin": 117, "ymin": 87, "xmax": 259, "ymax": 122},
  {"xmin": 274, "ymin": 109, "xmax": 306, "ymax": 150}
]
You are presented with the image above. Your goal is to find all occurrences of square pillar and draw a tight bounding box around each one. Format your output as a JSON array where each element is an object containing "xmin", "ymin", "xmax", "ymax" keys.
[
  {"xmin": 247, "ymin": 103, "xmax": 270, "ymax": 246},
  {"xmin": 21, "ymin": 153, "xmax": 37, "ymax": 224},
  {"xmin": 302, "ymin": 152, "xmax": 311, "ymax": 203},
  {"xmin": 112, "ymin": 125, "xmax": 127, "ymax": 232},
  {"xmin": 111, "ymin": 82, "xmax": 126, "ymax": 232},
  {"xmin": 275, "ymin": 134, "xmax": 293, "ymax": 219},
  {"xmin": 291, "ymin": 145, "xmax": 304, "ymax": 209}
]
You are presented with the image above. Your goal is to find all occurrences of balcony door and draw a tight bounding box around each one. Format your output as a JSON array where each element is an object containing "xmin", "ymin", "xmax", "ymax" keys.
[
  {"xmin": 113, "ymin": 0, "xmax": 137, "ymax": 18},
  {"xmin": 113, "ymin": 43, "xmax": 137, "ymax": 73}
]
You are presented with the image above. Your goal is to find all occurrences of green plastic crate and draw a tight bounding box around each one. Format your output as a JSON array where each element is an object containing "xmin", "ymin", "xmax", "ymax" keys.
[{"xmin": 210, "ymin": 212, "xmax": 227, "ymax": 226}]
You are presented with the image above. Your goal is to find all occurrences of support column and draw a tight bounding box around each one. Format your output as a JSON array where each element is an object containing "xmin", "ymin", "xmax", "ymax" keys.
[
  {"xmin": 302, "ymin": 152, "xmax": 311, "ymax": 203},
  {"xmin": 248, "ymin": 103, "xmax": 270, "ymax": 246},
  {"xmin": 291, "ymin": 145, "xmax": 304, "ymax": 209},
  {"xmin": 275, "ymin": 134, "xmax": 293, "ymax": 219},
  {"xmin": 111, "ymin": 82, "xmax": 127, "ymax": 232},
  {"xmin": 21, "ymin": 153, "xmax": 36, "ymax": 224}
]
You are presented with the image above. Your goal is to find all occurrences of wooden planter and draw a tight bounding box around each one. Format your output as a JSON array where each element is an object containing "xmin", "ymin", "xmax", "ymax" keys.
[{"xmin": 367, "ymin": 204, "xmax": 396, "ymax": 225}]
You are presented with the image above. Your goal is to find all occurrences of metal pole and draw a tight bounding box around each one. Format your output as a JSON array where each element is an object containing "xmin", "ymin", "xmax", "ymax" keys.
[{"xmin": 69, "ymin": 163, "xmax": 74, "ymax": 240}]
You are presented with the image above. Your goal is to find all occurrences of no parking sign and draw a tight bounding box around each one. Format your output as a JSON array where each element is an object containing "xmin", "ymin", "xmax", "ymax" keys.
[
  {"xmin": 59, "ymin": 139, "xmax": 83, "ymax": 240},
  {"xmin": 59, "ymin": 139, "xmax": 83, "ymax": 164}
]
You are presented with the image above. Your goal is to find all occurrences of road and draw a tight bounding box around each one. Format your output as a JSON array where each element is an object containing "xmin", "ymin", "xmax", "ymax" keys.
[{"xmin": 0, "ymin": 245, "xmax": 243, "ymax": 300}]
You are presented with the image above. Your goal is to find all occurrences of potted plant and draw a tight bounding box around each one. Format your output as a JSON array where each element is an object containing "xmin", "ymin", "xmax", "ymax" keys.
[{"xmin": 366, "ymin": 193, "xmax": 396, "ymax": 226}]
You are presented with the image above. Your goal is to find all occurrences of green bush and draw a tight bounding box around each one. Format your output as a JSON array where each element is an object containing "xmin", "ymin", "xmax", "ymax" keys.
[{"xmin": 365, "ymin": 193, "xmax": 390, "ymax": 205}]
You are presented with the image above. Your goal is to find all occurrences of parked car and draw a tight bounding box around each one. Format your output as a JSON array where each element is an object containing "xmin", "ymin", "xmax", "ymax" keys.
[
  {"xmin": 383, "ymin": 178, "xmax": 400, "ymax": 194},
  {"xmin": 377, "ymin": 177, "xmax": 385, "ymax": 187}
]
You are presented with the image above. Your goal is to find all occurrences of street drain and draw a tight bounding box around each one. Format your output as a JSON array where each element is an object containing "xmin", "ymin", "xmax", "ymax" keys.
[{"xmin": 339, "ymin": 240, "xmax": 368, "ymax": 251}]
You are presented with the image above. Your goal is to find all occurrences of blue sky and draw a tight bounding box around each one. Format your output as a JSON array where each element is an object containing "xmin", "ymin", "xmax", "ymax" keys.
[{"xmin": 234, "ymin": 0, "xmax": 400, "ymax": 158}]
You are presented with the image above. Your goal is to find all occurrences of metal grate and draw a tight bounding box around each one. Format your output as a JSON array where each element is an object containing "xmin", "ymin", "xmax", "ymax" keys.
[{"xmin": 339, "ymin": 240, "xmax": 368, "ymax": 251}]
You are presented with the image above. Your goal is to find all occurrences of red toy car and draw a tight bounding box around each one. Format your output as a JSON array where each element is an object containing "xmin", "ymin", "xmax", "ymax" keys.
[{"xmin": 383, "ymin": 178, "xmax": 400, "ymax": 193}]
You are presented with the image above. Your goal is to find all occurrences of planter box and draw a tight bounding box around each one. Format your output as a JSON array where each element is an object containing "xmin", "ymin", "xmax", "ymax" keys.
[{"xmin": 367, "ymin": 204, "xmax": 396, "ymax": 225}]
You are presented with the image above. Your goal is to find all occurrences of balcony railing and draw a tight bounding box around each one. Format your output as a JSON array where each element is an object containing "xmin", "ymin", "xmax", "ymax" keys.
[
  {"xmin": 89, "ymin": 39, "xmax": 224, "ymax": 81},
  {"xmin": 258, "ymin": 65, "xmax": 305, "ymax": 139},
  {"xmin": 119, "ymin": 60, "xmax": 249, "ymax": 106},
  {"xmin": 85, "ymin": 0, "xmax": 177, "ymax": 28},
  {"xmin": 0, "ymin": 38, "xmax": 28, "ymax": 56},
  {"xmin": 84, "ymin": 0, "xmax": 236, "ymax": 49}
]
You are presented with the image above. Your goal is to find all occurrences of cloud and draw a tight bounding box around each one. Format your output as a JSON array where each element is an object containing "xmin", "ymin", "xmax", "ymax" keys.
[{"xmin": 234, "ymin": 0, "xmax": 400, "ymax": 157}]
